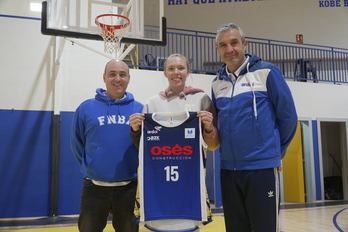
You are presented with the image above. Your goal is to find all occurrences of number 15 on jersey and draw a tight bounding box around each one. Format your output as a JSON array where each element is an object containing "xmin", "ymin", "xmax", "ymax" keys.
[{"xmin": 164, "ymin": 166, "xmax": 179, "ymax": 181}]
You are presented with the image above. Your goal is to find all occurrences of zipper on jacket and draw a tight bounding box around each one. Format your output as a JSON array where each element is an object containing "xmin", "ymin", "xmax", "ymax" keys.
[{"xmin": 228, "ymin": 73, "xmax": 237, "ymax": 170}]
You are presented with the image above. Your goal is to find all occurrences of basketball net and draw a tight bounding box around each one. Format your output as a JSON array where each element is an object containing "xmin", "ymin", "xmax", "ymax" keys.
[{"xmin": 95, "ymin": 14, "xmax": 130, "ymax": 55}]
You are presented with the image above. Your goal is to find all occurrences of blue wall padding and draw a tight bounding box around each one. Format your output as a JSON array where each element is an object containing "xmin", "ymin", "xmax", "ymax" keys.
[
  {"xmin": 312, "ymin": 120, "xmax": 322, "ymax": 200},
  {"xmin": 0, "ymin": 109, "xmax": 52, "ymax": 218},
  {"xmin": 58, "ymin": 111, "xmax": 83, "ymax": 215}
]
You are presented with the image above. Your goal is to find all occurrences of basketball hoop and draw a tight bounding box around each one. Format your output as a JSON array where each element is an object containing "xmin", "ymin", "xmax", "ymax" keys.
[{"xmin": 95, "ymin": 14, "xmax": 131, "ymax": 54}]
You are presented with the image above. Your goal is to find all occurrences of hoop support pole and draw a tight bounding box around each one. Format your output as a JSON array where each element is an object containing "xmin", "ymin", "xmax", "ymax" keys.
[{"xmin": 65, "ymin": 38, "xmax": 113, "ymax": 59}]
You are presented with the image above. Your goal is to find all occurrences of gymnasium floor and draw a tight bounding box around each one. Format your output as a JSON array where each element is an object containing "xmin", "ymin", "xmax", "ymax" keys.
[{"xmin": 1, "ymin": 201, "xmax": 348, "ymax": 232}]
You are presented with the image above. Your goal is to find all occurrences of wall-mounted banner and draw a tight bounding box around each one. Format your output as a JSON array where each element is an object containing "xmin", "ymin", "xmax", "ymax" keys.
[
  {"xmin": 167, "ymin": 0, "xmax": 348, "ymax": 7},
  {"xmin": 319, "ymin": 0, "xmax": 348, "ymax": 7},
  {"xmin": 167, "ymin": 0, "xmax": 265, "ymax": 5}
]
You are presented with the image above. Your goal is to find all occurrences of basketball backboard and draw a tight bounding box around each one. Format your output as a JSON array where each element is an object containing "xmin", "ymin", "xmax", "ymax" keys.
[{"xmin": 41, "ymin": 0, "xmax": 166, "ymax": 46}]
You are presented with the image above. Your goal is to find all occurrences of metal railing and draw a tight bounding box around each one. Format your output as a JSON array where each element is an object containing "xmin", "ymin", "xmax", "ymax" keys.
[{"xmin": 130, "ymin": 26, "xmax": 348, "ymax": 84}]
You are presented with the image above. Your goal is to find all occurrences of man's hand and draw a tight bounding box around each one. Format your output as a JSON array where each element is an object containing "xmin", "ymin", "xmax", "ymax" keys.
[{"xmin": 129, "ymin": 113, "xmax": 145, "ymax": 132}]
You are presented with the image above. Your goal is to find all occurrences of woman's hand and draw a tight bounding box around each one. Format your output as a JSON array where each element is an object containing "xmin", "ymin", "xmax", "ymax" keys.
[{"xmin": 197, "ymin": 111, "xmax": 213, "ymax": 133}]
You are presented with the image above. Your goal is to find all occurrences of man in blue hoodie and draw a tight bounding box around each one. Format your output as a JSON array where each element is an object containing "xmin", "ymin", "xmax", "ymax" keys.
[
  {"xmin": 70, "ymin": 60, "xmax": 143, "ymax": 232},
  {"xmin": 212, "ymin": 23, "xmax": 298, "ymax": 232}
]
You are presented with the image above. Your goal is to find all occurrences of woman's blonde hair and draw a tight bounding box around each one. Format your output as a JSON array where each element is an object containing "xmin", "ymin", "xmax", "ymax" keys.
[{"xmin": 163, "ymin": 53, "xmax": 190, "ymax": 71}]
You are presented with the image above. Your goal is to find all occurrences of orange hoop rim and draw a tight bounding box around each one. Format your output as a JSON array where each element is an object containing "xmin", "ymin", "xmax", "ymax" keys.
[{"xmin": 95, "ymin": 14, "xmax": 131, "ymax": 31}]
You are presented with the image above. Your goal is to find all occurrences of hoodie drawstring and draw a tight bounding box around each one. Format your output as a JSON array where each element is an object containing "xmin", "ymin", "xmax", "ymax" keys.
[
  {"xmin": 179, "ymin": 92, "xmax": 187, "ymax": 100},
  {"xmin": 107, "ymin": 101, "xmax": 111, "ymax": 116}
]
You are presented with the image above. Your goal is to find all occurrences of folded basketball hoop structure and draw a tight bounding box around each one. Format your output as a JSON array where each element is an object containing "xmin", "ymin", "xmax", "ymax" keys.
[
  {"xmin": 95, "ymin": 14, "xmax": 131, "ymax": 54},
  {"xmin": 40, "ymin": 1, "xmax": 167, "ymax": 46}
]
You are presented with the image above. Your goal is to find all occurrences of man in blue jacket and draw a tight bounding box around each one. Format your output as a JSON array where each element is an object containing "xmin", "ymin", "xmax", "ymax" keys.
[
  {"xmin": 70, "ymin": 60, "xmax": 143, "ymax": 232},
  {"xmin": 212, "ymin": 23, "xmax": 298, "ymax": 232}
]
